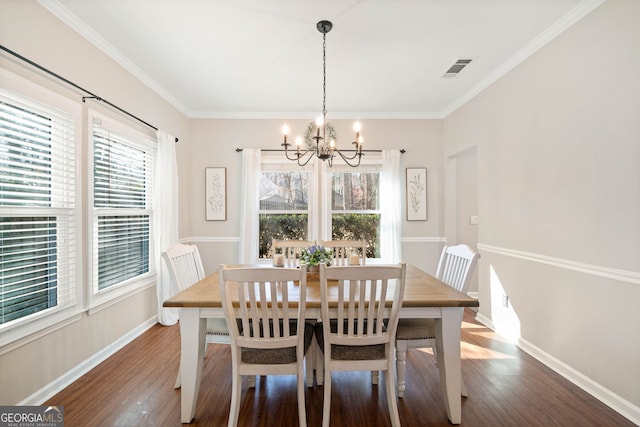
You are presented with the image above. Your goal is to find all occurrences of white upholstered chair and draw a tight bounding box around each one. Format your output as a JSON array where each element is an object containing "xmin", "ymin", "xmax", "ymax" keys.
[
  {"xmin": 162, "ymin": 243, "xmax": 232, "ymax": 388},
  {"xmin": 320, "ymin": 240, "xmax": 367, "ymax": 266},
  {"xmin": 272, "ymin": 239, "xmax": 314, "ymax": 267},
  {"xmin": 219, "ymin": 264, "xmax": 313, "ymax": 427},
  {"xmin": 395, "ymin": 244, "xmax": 480, "ymax": 398},
  {"xmin": 316, "ymin": 263, "xmax": 407, "ymax": 427}
]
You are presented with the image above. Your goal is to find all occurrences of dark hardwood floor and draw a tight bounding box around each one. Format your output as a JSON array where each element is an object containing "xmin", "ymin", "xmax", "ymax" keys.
[{"xmin": 45, "ymin": 310, "xmax": 633, "ymax": 426}]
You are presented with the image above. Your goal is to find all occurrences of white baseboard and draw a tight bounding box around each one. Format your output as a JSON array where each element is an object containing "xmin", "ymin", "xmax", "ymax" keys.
[
  {"xmin": 517, "ymin": 337, "xmax": 640, "ymax": 425},
  {"xmin": 474, "ymin": 313, "xmax": 639, "ymax": 425},
  {"xmin": 19, "ymin": 316, "xmax": 158, "ymax": 406}
]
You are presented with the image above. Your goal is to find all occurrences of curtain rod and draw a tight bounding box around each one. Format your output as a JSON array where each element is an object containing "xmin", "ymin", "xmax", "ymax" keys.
[
  {"xmin": 0, "ymin": 44, "xmax": 178, "ymax": 143},
  {"xmin": 235, "ymin": 148, "xmax": 406, "ymax": 153}
]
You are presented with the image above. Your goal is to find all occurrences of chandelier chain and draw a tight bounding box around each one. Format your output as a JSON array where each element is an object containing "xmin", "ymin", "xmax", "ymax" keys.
[{"xmin": 322, "ymin": 31, "xmax": 327, "ymax": 119}]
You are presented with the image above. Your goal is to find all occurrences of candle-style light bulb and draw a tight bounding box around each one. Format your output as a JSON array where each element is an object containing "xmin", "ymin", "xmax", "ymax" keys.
[
  {"xmin": 353, "ymin": 120, "xmax": 362, "ymax": 148},
  {"xmin": 315, "ymin": 116, "xmax": 323, "ymax": 138},
  {"xmin": 329, "ymin": 139, "xmax": 336, "ymax": 148},
  {"xmin": 282, "ymin": 124, "xmax": 289, "ymax": 144},
  {"xmin": 295, "ymin": 136, "xmax": 302, "ymax": 154},
  {"xmin": 358, "ymin": 136, "xmax": 364, "ymax": 153}
]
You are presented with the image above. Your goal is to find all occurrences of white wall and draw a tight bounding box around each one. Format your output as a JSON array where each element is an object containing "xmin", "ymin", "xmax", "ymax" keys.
[
  {"xmin": 0, "ymin": 1, "xmax": 189, "ymax": 405},
  {"xmin": 444, "ymin": 0, "xmax": 640, "ymax": 421}
]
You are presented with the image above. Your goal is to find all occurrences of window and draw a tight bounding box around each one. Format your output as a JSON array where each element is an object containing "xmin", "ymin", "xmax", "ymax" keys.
[
  {"xmin": 89, "ymin": 113, "xmax": 155, "ymax": 301},
  {"xmin": 253, "ymin": 156, "xmax": 383, "ymax": 260},
  {"xmin": 258, "ymin": 169, "xmax": 312, "ymax": 258},
  {"xmin": 328, "ymin": 169, "xmax": 381, "ymax": 258},
  {"xmin": 0, "ymin": 84, "xmax": 78, "ymax": 329}
]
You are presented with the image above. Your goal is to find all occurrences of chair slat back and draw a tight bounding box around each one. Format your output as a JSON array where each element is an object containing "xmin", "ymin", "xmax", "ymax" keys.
[
  {"xmin": 320, "ymin": 264, "xmax": 406, "ymax": 347},
  {"xmin": 162, "ymin": 244, "xmax": 205, "ymax": 291},
  {"xmin": 435, "ymin": 244, "xmax": 480, "ymax": 293},
  {"xmin": 272, "ymin": 239, "xmax": 314, "ymax": 267},
  {"xmin": 320, "ymin": 240, "xmax": 367, "ymax": 266},
  {"xmin": 219, "ymin": 266, "xmax": 307, "ymax": 350}
]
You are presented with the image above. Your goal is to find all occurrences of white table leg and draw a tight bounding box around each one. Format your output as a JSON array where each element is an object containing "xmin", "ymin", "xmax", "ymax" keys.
[
  {"xmin": 180, "ymin": 308, "xmax": 206, "ymax": 423},
  {"xmin": 435, "ymin": 307, "xmax": 462, "ymax": 424}
]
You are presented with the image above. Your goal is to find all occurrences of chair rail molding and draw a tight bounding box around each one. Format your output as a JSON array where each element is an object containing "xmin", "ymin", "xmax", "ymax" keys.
[
  {"xmin": 187, "ymin": 236, "xmax": 446, "ymax": 244},
  {"xmin": 182, "ymin": 236, "xmax": 241, "ymax": 243},
  {"xmin": 401, "ymin": 237, "xmax": 447, "ymax": 243},
  {"xmin": 478, "ymin": 244, "xmax": 640, "ymax": 286}
]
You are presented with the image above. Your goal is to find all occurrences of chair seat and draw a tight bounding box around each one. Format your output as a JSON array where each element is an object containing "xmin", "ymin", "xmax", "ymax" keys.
[
  {"xmin": 241, "ymin": 320, "xmax": 314, "ymax": 364},
  {"xmin": 314, "ymin": 321, "xmax": 386, "ymax": 361},
  {"xmin": 206, "ymin": 318, "xmax": 231, "ymax": 335},
  {"xmin": 396, "ymin": 318, "xmax": 435, "ymax": 340}
]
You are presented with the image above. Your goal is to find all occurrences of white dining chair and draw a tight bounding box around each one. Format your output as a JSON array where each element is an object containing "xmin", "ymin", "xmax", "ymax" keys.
[
  {"xmin": 271, "ymin": 238, "xmax": 319, "ymax": 386},
  {"xmin": 272, "ymin": 239, "xmax": 314, "ymax": 267},
  {"xmin": 315, "ymin": 263, "xmax": 407, "ymax": 427},
  {"xmin": 319, "ymin": 239, "xmax": 373, "ymax": 385},
  {"xmin": 395, "ymin": 244, "xmax": 480, "ymax": 398},
  {"xmin": 320, "ymin": 240, "xmax": 367, "ymax": 266},
  {"xmin": 219, "ymin": 264, "xmax": 313, "ymax": 427},
  {"xmin": 162, "ymin": 243, "xmax": 232, "ymax": 388}
]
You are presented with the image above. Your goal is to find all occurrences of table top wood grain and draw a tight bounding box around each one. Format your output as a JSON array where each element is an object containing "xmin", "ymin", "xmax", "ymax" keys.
[{"xmin": 163, "ymin": 264, "xmax": 479, "ymax": 309}]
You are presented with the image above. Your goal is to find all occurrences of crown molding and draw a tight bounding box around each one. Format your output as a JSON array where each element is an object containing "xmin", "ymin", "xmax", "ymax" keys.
[
  {"xmin": 37, "ymin": 0, "xmax": 192, "ymax": 117},
  {"xmin": 39, "ymin": 0, "xmax": 604, "ymax": 121}
]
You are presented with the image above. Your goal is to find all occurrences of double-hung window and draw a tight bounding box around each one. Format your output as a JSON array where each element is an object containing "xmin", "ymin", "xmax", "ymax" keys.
[
  {"xmin": 0, "ymin": 74, "xmax": 79, "ymax": 335},
  {"xmin": 258, "ymin": 157, "xmax": 316, "ymax": 258},
  {"xmin": 89, "ymin": 112, "xmax": 156, "ymax": 305},
  {"xmin": 326, "ymin": 165, "xmax": 381, "ymax": 258},
  {"xmin": 253, "ymin": 155, "xmax": 383, "ymax": 260}
]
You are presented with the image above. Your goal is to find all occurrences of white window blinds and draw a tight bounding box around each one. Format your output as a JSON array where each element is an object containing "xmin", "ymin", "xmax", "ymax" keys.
[
  {"xmin": 0, "ymin": 94, "xmax": 77, "ymax": 326},
  {"xmin": 91, "ymin": 119, "xmax": 155, "ymax": 292}
]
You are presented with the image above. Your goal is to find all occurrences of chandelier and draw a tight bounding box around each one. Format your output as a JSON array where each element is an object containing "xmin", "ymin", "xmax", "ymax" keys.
[{"xmin": 281, "ymin": 20, "xmax": 364, "ymax": 167}]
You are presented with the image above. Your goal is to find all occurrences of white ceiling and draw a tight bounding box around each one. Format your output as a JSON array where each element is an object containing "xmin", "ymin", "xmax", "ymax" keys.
[{"xmin": 40, "ymin": 0, "xmax": 600, "ymax": 119}]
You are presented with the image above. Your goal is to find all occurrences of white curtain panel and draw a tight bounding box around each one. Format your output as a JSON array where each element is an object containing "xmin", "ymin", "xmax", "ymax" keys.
[
  {"xmin": 238, "ymin": 149, "xmax": 261, "ymax": 263},
  {"xmin": 380, "ymin": 149, "xmax": 402, "ymax": 263},
  {"xmin": 154, "ymin": 130, "xmax": 180, "ymax": 325}
]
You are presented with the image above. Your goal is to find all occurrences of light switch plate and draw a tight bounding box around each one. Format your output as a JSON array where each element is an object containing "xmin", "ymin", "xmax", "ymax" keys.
[{"xmin": 470, "ymin": 215, "xmax": 479, "ymax": 225}]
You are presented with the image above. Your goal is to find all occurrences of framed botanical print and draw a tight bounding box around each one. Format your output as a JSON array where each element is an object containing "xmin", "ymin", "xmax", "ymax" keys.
[
  {"xmin": 205, "ymin": 167, "xmax": 226, "ymax": 220},
  {"xmin": 406, "ymin": 167, "xmax": 427, "ymax": 221}
]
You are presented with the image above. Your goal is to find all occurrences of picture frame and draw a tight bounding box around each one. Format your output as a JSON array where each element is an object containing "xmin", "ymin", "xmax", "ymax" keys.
[
  {"xmin": 205, "ymin": 167, "xmax": 226, "ymax": 221},
  {"xmin": 406, "ymin": 167, "xmax": 427, "ymax": 221}
]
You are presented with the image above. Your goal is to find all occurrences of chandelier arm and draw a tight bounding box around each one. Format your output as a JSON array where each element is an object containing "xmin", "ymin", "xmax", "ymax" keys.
[
  {"xmin": 333, "ymin": 145, "xmax": 361, "ymax": 160},
  {"xmin": 282, "ymin": 142, "xmax": 311, "ymax": 162},
  {"xmin": 297, "ymin": 151, "xmax": 316, "ymax": 167},
  {"xmin": 334, "ymin": 149, "xmax": 363, "ymax": 167}
]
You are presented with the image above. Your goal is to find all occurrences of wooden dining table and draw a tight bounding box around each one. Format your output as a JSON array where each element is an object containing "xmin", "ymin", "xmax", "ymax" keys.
[{"xmin": 163, "ymin": 263, "xmax": 479, "ymax": 424}]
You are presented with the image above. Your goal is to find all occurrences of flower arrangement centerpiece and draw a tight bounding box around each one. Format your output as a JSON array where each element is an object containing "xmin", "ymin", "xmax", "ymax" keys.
[{"xmin": 300, "ymin": 244, "xmax": 333, "ymax": 272}]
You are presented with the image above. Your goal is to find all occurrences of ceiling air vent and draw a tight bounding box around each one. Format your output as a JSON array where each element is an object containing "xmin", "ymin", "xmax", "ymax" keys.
[{"xmin": 442, "ymin": 58, "xmax": 474, "ymax": 78}]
